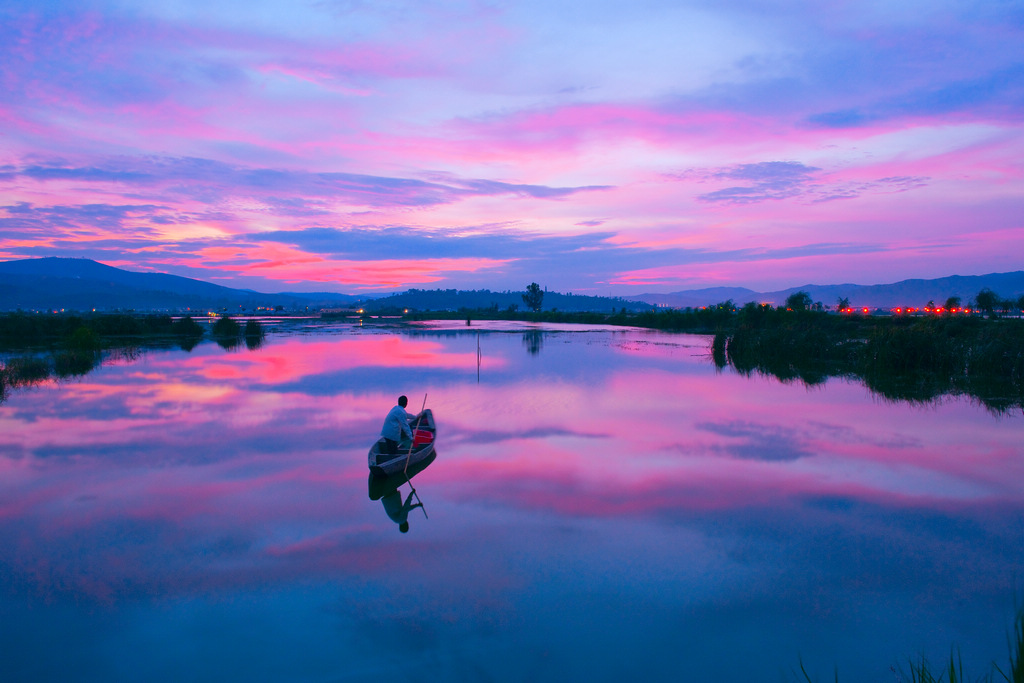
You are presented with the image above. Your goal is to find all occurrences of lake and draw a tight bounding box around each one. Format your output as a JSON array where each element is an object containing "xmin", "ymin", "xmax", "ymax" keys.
[{"xmin": 1, "ymin": 320, "xmax": 1021, "ymax": 682}]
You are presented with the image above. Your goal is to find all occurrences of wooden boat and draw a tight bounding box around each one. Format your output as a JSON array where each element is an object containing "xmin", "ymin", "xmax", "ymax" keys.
[
  {"xmin": 368, "ymin": 450, "xmax": 437, "ymax": 501},
  {"xmin": 368, "ymin": 409, "xmax": 436, "ymax": 478}
]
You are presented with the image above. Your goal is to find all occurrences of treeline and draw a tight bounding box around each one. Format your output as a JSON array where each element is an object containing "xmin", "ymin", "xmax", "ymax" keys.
[
  {"xmin": 0, "ymin": 312, "xmax": 267, "ymax": 350},
  {"xmin": 712, "ymin": 306, "xmax": 1024, "ymax": 413},
  {"xmin": 406, "ymin": 300, "xmax": 763, "ymax": 330},
  {"xmin": 0, "ymin": 313, "xmax": 265, "ymax": 403},
  {"xmin": 407, "ymin": 300, "xmax": 1024, "ymax": 412},
  {"xmin": 0, "ymin": 312, "xmax": 203, "ymax": 349},
  {"xmin": 365, "ymin": 287, "xmax": 652, "ymax": 314}
]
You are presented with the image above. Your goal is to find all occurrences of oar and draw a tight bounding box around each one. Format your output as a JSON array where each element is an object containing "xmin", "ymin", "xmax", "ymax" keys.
[
  {"xmin": 410, "ymin": 486, "xmax": 428, "ymax": 519},
  {"xmin": 403, "ymin": 393, "xmax": 427, "ymax": 477}
]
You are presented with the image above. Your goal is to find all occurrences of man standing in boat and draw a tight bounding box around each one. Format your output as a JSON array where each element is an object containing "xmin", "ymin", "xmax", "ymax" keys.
[{"xmin": 380, "ymin": 395, "xmax": 414, "ymax": 455}]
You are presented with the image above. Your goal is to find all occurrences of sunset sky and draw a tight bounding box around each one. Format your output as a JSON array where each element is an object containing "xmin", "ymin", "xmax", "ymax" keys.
[{"xmin": 1, "ymin": 0, "xmax": 1022, "ymax": 294}]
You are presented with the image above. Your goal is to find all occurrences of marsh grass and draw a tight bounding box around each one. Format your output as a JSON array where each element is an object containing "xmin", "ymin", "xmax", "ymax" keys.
[
  {"xmin": 0, "ymin": 355, "xmax": 50, "ymax": 402},
  {"xmin": 994, "ymin": 607, "xmax": 1024, "ymax": 683},
  {"xmin": 53, "ymin": 349, "xmax": 100, "ymax": 378},
  {"xmin": 244, "ymin": 319, "xmax": 265, "ymax": 350},
  {"xmin": 212, "ymin": 315, "xmax": 242, "ymax": 349},
  {"xmin": 0, "ymin": 313, "xmax": 209, "ymax": 350},
  {"xmin": 719, "ymin": 314, "xmax": 1024, "ymax": 413},
  {"xmin": 797, "ymin": 606, "xmax": 1024, "ymax": 683}
]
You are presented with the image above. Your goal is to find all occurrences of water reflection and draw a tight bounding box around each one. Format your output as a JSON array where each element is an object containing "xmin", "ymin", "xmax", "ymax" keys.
[
  {"xmin": 0, "ymin": 348, "xmax": 106, "ymax": 403},
  {"xmin": 715, "ymin": 325, "xmax": 1024, "ymax": 414},
  {"xmin": 0, "ymin": 323, "xmax": 1021, "ymax": 682},
  {"xmin": 369, "ymin": 451, "xmax": 436, "ymax": 532},
  {"xmin": 522, "ymin": 329, "xmax": 543, "ymax": 355}
]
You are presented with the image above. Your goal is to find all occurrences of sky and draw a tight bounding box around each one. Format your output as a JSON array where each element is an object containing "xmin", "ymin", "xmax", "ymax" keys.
[{"xmin": 1, "ymin": 0, "xmax": 1022, "ymax": 295}]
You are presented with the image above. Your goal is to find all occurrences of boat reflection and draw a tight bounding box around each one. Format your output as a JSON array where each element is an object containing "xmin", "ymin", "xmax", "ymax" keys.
[{"xmin": 368, "ymin": 450, "xmax": 436, "ymax": 533}]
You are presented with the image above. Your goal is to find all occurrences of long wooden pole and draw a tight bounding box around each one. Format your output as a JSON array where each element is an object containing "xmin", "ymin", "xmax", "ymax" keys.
[
  {"xmin": 411, "ymin": 487, "xmax": 428, "ymax": 519},
  {"xmin": 403, "ymin": 393, "xmax": 427, "ymax": 477}
]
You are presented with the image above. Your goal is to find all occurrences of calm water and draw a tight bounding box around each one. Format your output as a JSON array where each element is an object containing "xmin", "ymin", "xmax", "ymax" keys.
[{"xmin": 1, "ymin": 321, "xmax": 1022, "ymax": 682}]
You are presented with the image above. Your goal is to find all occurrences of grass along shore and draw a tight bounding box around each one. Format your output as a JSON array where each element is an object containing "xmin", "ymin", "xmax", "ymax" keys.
[
  {"xmin": 410, "ymin": 305, "xmax": 1024, "ymax": 412},
  {"xmin": 3, "ymin": 308, "xmax": 1023, "ymax": 411},
  {"xmin": 0, "ymin": 312, "xmax": 264, "ymax": 403}
]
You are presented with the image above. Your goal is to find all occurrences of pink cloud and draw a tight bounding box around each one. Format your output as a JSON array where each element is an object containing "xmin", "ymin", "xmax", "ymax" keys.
[{"xmin": 191, "ymin": 243, "xmax": 512, "ymax": 288}]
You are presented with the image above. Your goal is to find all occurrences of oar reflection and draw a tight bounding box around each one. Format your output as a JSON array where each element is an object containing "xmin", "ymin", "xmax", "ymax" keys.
[{"xmin": 368, "ymin": 451, "xmax": 436, "ymax": 533}]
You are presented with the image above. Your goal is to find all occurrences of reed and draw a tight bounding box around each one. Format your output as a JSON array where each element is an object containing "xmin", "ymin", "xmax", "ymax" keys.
[
  {"xmin": 718, "ymin": 314, "xmax": 1024, "ymax": 413},
  {"xmin": 797, "ymin": 604, "xmax": 1024, "ymax": 683},
  {"xmin": 244, "ymin": 319, "xmax": 265, "ymax": 350},
  {"xmin": 0, "ymin": 312, "xmax": 204, "ymax": 349},
  {"xmin": 212, "ymin": 315, "xmax": 242, "ymax": 349}
]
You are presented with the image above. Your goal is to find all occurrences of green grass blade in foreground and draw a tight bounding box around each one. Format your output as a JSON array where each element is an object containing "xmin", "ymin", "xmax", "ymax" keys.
[{"xmin": 995, "ymin": 605, "xmax": 1024, "ymax": 683}]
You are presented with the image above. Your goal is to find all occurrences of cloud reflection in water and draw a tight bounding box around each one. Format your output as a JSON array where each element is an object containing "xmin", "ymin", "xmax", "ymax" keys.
[{"xmin": 0, "ymin": 325, "xmax": 1022, "ymax": 681}]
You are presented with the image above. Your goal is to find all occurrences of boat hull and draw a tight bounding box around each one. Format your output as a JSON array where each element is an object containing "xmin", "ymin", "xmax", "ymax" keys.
[
  {"xmin": 368, "ymin": 409, "xmax": 436, "ymax": 477},
  {"xmin": 368, "ymin": 451, "xmax": 437, "ymax": 500}
]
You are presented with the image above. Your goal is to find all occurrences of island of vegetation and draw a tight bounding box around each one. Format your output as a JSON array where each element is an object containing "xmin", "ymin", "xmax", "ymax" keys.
[{"xmin": 0, "ymin": 312, "xmax": 265, "ymax": 402}]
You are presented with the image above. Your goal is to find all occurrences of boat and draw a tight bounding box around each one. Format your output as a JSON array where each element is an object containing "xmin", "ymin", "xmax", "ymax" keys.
[
  {"xmin": 368, "ymin": 409, "xmax": 436, "ymax": 478},
  {"xmin": 368, "ymin": 450, "xmax": 437, "ymax": 501}
]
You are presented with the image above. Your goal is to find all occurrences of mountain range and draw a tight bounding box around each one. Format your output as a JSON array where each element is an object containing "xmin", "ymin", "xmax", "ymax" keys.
[
  {"xmin": 0, "ymin": 258, "xmax": 362, "ymax": 312},
  {"xmin": 628, "ymin": 272, "xmax": 1024, "ymax": 309},
  {"xmin": 1, "ymin": 257, "xmax": 1022, "ymax": 312}
]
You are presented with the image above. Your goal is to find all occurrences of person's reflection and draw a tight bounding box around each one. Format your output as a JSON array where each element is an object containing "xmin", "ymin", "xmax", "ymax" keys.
[
  {"xmin": 381, "ymin": 489, "xmax": 423, "ymax": 533},
  {"xmin": 368, "ymin": 451, "xmax": 436, "ymax": 532}
]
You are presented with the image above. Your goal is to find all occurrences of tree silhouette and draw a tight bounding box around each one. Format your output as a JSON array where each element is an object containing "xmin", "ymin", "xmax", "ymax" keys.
[
  {"xmin": 785, "ymin": 291, "xmax": 813, "ymax": 311},
  {"xmin": 837, "ymin": 296, "xmax": 850, "ymax": 311},
  {"xmin": 522, "ymin": 282, "xmax": 544, "ymax": 312},
  {"xmin": 974, "ymin": 288, "xmax": 998, "ymax": 317},
  {"xmin": 944, "ymin": 296, "xmax": 961, "ymax": 310}
]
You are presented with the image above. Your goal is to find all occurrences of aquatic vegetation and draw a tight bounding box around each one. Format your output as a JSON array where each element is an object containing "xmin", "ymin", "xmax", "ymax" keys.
[
  {"xmin": 0, "ymin": 355, "xmax": 50, "ymax": 402},
  {"xmin": 171, "ymin": 315, "xmax": 205, "ymax": 338},
  {"xmin": 53, "ymin": 348, "xmax": 100, "ymax": 378},
  {"xmin": 715, "ymin": 313, "xmax": 1024, "ymax": 413},
  {"xmin": 797, "ymin": 605, "xmax": 1024, "ymax": 682},
  {"xmin": 212, "ymin": 315, "xmax": 242, "ymax": 349},
  {"xmin": 0, "ymin": 312, "xmax": 205, "ymax": 349},
  {"xmin": 66, "ymin": 326, "xmax": 102, "ymax": 351},
  {"xmin": 212, "ymin": 314, "xmax": 241, "ymax": 337},
  {"xmin": 996, "ymin": 606, "xmax": 1024, "ymax": 683},
  {"xmin": 172, "ymin": 315, "xmax": 205, "ymax": 350},
  {"xmin": 244, "ymin": 319, "xmax": 265, "ymax": 350}
]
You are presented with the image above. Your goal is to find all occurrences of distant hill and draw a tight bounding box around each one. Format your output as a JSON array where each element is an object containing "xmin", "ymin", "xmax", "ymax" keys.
[
  {"xmin": 627, "ymin": 272, "xmax": 1024, "ymax": 309},
  {"xmin": 3, "ymin": 257, "xmax": 1021, "ymax": 314},
  {"xmin": 0, "ymin": 257, "xmax": 363, "ymax": 312},
  {"xmin": 634, "ymin": 286, "xmax": 760, "ymax": 309},
  {"xmin": 363, "ymin": 288, "xmax": 653, "ymax": 313}
]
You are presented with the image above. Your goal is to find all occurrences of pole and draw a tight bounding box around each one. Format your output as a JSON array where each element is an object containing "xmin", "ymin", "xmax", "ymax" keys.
[
  {"xmin": 410, "ymin": 486, "xmax": 428, "ymax": 519},
  {"xmin": 403, "ymin": 393, "xmax": 427, "ymax": 477}
]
